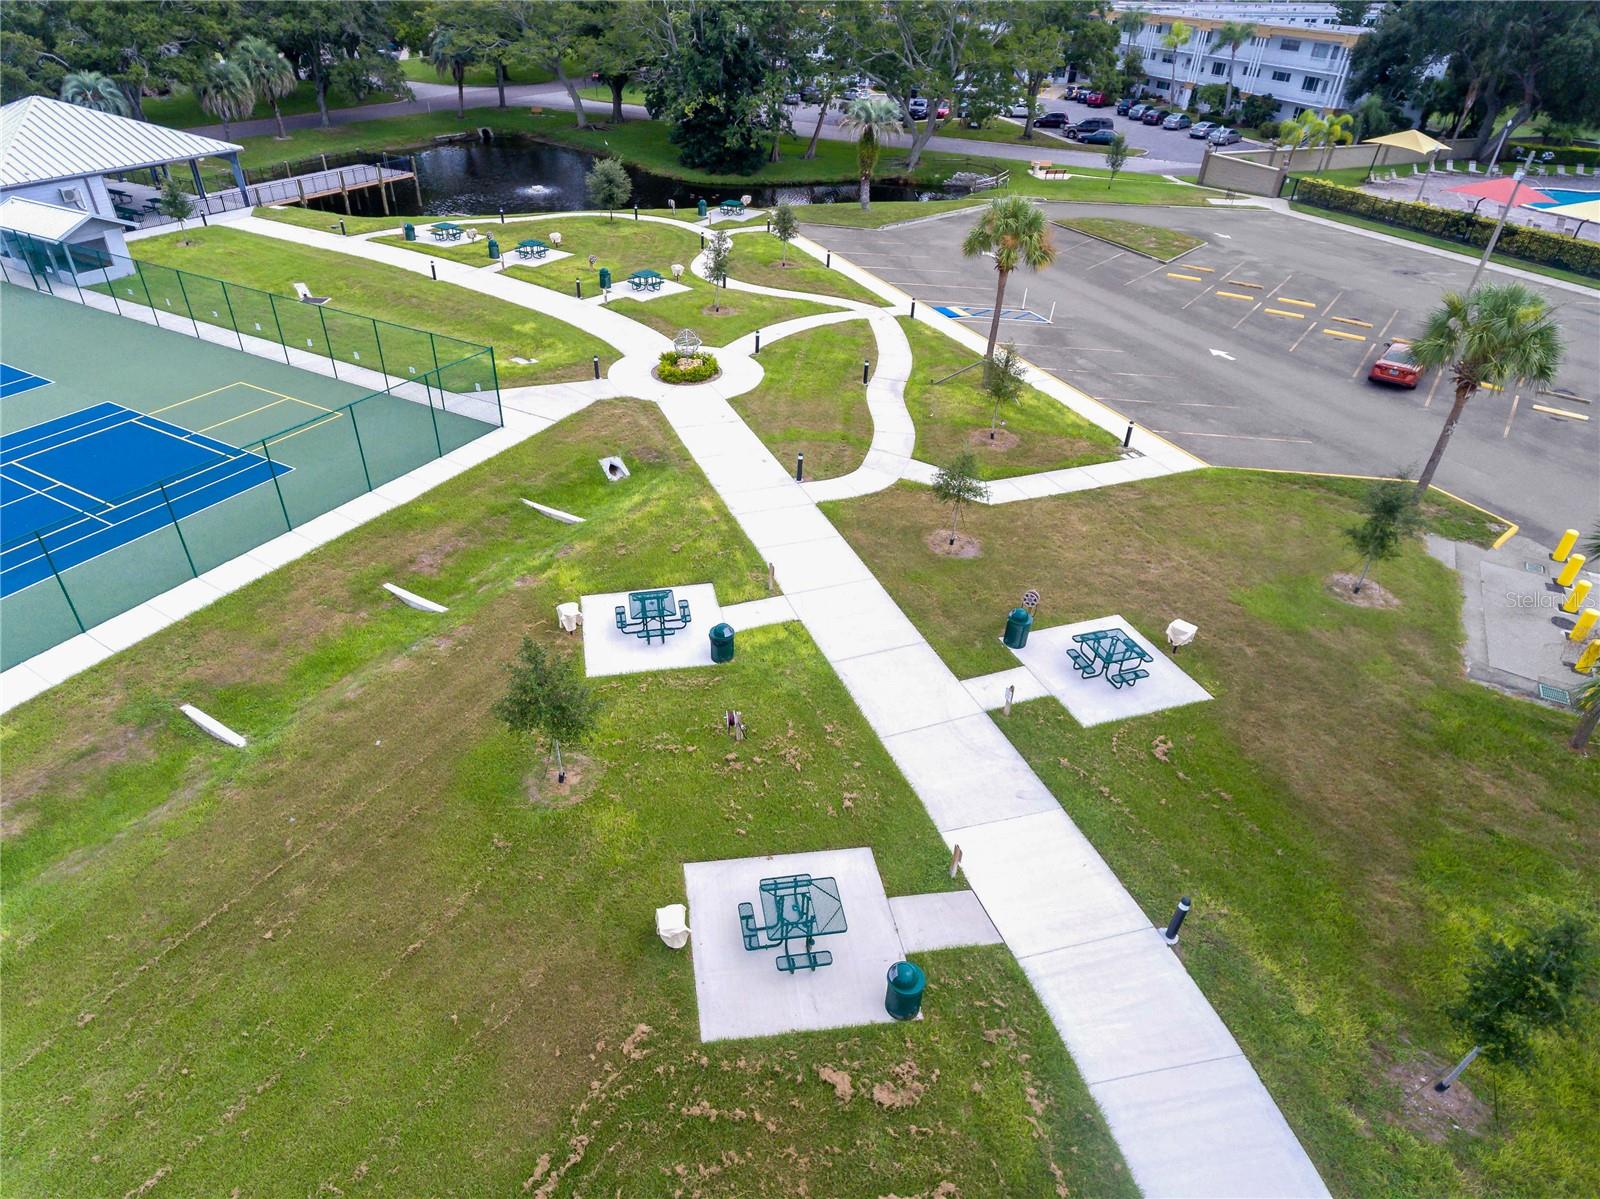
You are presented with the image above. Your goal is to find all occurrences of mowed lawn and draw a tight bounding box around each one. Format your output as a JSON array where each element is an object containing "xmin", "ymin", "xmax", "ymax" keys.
[
  {"xmin": 728, "ymin": 231, "xmax": 886, "ymax": 304},
  {"xmin": 128, "ymin": 227, "xmax": 615, "ymax": 386},
  {"xmin": 823, "ymin": 471, "xmax": 1599, "ymax": 1198},
  {"xmin": 0, "ymin": 402, "xmax": 1134, "ymax": 1197}
]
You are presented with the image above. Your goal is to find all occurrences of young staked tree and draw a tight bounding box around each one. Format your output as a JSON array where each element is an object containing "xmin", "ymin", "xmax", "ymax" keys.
[
  {"xmin": 961, "ymin": 196, "xmax": 1057, "ymax": 362},
  {"xmin": 232, "ymin": 37, "xmax": 298, "ymax": 140},
  {"xmin": 1161, "ymin": 21, "xmax": 1193, "ymax": 108},
  {"xmin": 705, "ymin": 230, "xmax": 732, "ymax": 311},
  {"xmin": 982, "ymin": 342, "xmax": 1026, "ymax": 438},
  {"xmin": 1214, "ymin": 20, "xmax": 1256, "ymax": 116},
  {"xmin": 839, "ymin": 96, "xmax": 904, "ymax": 211},
  {"xmin": 196, "ymin": 60, "xmax": 255, "ymax": 138},
  {"xmin": 1408, "ymin": 283, "xmax": 1562, "ymax": 498},
  {"xmin": 771, "ymin": 202, "xmax": 798, "ymax": 266},
  {"xmin": 493, "ymin": 637, "xmax": 601, "ymax": 785},
  {"xmin": 59, "ymin": 71, "xmax": 130, "ymax": 116},
  {"xmin": 1440, "ymin": 914, "xmax": 1592, "ymax": 1111},
  {"xmin": 932, "ymin": 452, "xmax": 990, "ymax": 546},
  {"xmin": 156, "ymin": 176, "xmax": 197, "ymax": 245},
  {"xmin": 585, "ymin": 157, "xmax": 632, "ymax": 220},
  {"xmin": 1344, "ymin": 477, "xmax": 1422, "ymax": 592},
  {"xmin": 1104, "ymin": 133, "xmax": 1131, "ymax": 187}
]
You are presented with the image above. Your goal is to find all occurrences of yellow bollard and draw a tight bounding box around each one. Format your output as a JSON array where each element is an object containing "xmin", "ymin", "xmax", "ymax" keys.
[
  {"xmin": 1562, "ymin": 579, "xmax": 1593, "ymax": 614},
  {"xmin": 1577, "ymin": 640, "xmax": 1600, "ymax": 674},
  {"xmin": 1552, "ymin": 529, "xmax": 1580, "ymax": 562},
  {"xmin": 1555, "ymin": 553, "xmax": 1587, "ymax": 588},
  {"xmin": 1571, "ymin": 608, "xmax": 1599, "ymax": 642}
]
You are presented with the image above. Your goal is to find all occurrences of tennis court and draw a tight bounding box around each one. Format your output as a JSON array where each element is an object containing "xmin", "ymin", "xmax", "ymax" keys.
[{"xmin": 0, "ymin": 284, "xmax": 500, "ymax": 670}]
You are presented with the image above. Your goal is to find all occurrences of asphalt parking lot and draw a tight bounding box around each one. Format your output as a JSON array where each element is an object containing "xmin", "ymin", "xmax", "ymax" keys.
[{"xmin": 804, "ymin": 203, "xmax": 1599, "ymax": 542}]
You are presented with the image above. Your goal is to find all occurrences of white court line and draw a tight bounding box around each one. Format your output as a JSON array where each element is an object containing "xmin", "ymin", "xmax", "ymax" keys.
[
  {"xmin": 0, "ymin": 408, "xmax": 141, "ymax": 457},
  {"xmin": 1153, "ymin": 429, "xmax": 1315, "ymax": 443},
  {"xmin": 1115, "ymin": 398, "xmax": 1242, "ymax": 409},
  {"xmin": 4, "ymin": 461, "xmax": 109, "ymax": 507},
  {"xmin": 130, "ymin": 416, "xmax": 236, "ymax": 460}
]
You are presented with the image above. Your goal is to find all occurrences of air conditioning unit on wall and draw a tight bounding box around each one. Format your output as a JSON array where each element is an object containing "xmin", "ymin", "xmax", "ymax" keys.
[{"xmin": 59, "ymin": 186, "xmax": 86, "ymax": 209}]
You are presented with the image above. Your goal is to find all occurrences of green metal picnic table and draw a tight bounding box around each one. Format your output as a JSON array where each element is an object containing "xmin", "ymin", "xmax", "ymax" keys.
[
  {"xmin": 614, "ymin": 588, "xmax": 691, "ymax": 643},
  {"xmin": 429, "ymin": 222, "xmax": 464, "ymax": 242},
  {"xmin": 1068, "ymin": 627, "xmax": 1153, "ymax": 689},
  {"xmin": 514, "ymin": 238, "xmax": 549, "ymax": 259},
  {"xmin": 738, "ymin": 873, "xmax": 847, "ymax": 973},
  {"xmin": 718, "ymin": 199, "xmax": 746, "ymax": 215},
  {"xmin": 626, "ymin": 268, "xmax": 664, "ymax": 292}
]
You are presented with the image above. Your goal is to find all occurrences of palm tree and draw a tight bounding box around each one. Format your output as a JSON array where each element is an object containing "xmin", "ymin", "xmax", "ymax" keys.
[
  {"xmin": 232, "ymin": 37, "xmax": 297, "ymax": 141},
  {"xmin": 60, "ymin": 71, "xmax": 129, "ymax": 116},
  {"xmin": 195, "ymin": 60, "xmax": 255, "ymax": 138},
  {"xmin": 961, "ymin": 196, "xmax": 1057, "ymax": 361},
  {"xmin": 1161, "ymin": 21, "xmax": 1192, "ymax": 109},
  {"xmin": 1572, "ymin": 675, "xmax": 1600, "ymax": 753},
  {"xmin": 839, "ymin": 96, "xmax": 903, "ymax": 211},
  {"xmin": 1316, "ymin": 111, "xmax": 1355, "ymax": 172},
  {"xmin": 1116, "ymin": 8, "xmax": 1150, "ymax": 51},
  {"xmin": 428, "ymin": 29, "xmax": 479, "ymax": 119},
  {"xmin": 1407, "ymin": 284, "xmax": 1563, "ymax": 498},
  {"xmin": 1215, "ymin": 20, "xmax": 1255, "ymax": 116}
]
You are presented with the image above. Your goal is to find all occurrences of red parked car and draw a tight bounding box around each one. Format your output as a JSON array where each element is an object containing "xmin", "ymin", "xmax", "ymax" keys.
[
  {"xmin": 1368, "ymin": 340, "xmax": 1424, "ymax": 388},
  {"xmin": 1084, "ymin": 91, "xmax": 1108, "ymax": 107}
]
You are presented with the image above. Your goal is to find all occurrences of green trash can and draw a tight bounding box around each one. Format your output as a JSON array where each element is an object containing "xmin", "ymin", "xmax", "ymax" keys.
[
  {"xmin": 487, "ymin": 235, "xmax": 500, "ymax": 260},
  {"xmin": 403, "ymin": 222, "xmax": 416, "ymax": 241},
  {"xmin": 598, "ymin": 266, "xmax": 612, "ymax": 292},
  {"xmin": 697, "ymin": 198, "xmax": 708, "ymax": 218},
  {"xmin": 1003, "ymin": 606, "xmax": 1032, "ymax": 649},
  {"xmin": 709, "ymin": 623, "xmax": 735, "ymax": 664},
  {"xmin": 885, "ymin": 961, "xmax": 926, "ymax": 1020}
]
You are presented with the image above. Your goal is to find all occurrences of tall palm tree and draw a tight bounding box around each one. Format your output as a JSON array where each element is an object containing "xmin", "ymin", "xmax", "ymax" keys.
[
  {"xmin": 839, "ymin": 96, "xmax": 903, "ymax": 211},
  {"xmin": 1161, "ymin": 21, "xmax": 1192, "ymax": 109},
  {"xmin": 1316, "ymin": 111, "xmax": 1355, "ymax": 172},
  {"xmin": 961, "ymin": 196, "xmax": 1056, "ymax": 361},
  {"xmin": 60, "ymin": 71, "xmax": 129, "ymax": 116},
  {"xmin": 1571, "ymin": 675, "xmax": 1600, "ymax": 752},
  {"xmin": 1116, "ymin": 8, "xmax": 1150, "ymax": 51},
  {"xmin": 232, "ymin": 37, "xmax": 297, "ymax": 141},
  {"xmin": 1214, "ymin": 20, "xmax": 1255, "ymax": 116},
  {"xmin": 1407, "ymin": 283, "xmax": 1563, "ymax": 497},
  {"xmin": 196, "ymin": 60, "xmax": 254, "ymax": 138},
  {"xmin": 427, "ymin": 29, "xmax": 479, "ymax": 119}
]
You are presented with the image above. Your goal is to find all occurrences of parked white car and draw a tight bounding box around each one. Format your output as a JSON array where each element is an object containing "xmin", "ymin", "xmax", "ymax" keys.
[{"xmin": 1189, "ymin": 121, "xmax": 1218, "ymax": 140}]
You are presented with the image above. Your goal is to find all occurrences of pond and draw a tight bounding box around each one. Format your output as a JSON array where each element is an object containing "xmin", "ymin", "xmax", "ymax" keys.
[{"xmin": 317, "ymin": 136, "xmax": 960, "ymax": 218}]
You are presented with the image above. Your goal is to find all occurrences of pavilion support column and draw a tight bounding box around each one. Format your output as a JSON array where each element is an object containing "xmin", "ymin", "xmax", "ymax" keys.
[
  {"xmin": 227, "ymin": 153, "xmax": 250, "ymax": 205},
  {"xmin": 189, "ymin": 160, "xmax": 208, "ymax": 200}
]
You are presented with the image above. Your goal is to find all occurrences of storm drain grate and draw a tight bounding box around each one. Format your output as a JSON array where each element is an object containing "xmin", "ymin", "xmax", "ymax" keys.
[
  {"xmin": 1537, "ymin": 683, "xmax": 1572, "ymax": 706},
  {"xmin": 1523, "ymin": 562, "xmax": 1548, "ymax": 574}
]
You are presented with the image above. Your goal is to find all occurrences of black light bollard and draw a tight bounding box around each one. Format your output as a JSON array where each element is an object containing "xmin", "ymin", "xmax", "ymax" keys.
[
  {"xmin": 862, "ymin": 359, "xmax": 870, "ymax": 385},
  {"xmin": 574, "ymin": 278, "xmax": 582, "ymax": 298},
  {"xmin": 592, "ymin": 355, "xmax": 601, "ymax": 380},
  {"xmin": 910, "ymin": 298, "xmax": 916, "ymax": 319},
  {"xmin": 429, "ymin": 261, "xmax": 437, "ymax": 281},
  {"xmin": 755, "ymin": 329, "xmax": 761, "ymax": 355},
  {"xmin": 795, "ymin": 452, "xmax": 805, "ymax": 481},
  {"xmin": 498, "ymin": 206, "xmax": 505, "ymax": 224},
  {"xmin": 700, "ymin": 232, "xmax": 705, "ymax": 249},
  {"xmin": 633, "ymin": 205, "xmax": 639, "ymax": 221},
  {"xmin": 1163, "ymin": 897, "xmax": 1191, "ymax": 945},
  {"xmin": 826, "ymin": 251, "xmax": 832, "ymax": 268},
  {"xmin": 1123, "ymin": 421, "xmax": 1134, "ymax": 448}
]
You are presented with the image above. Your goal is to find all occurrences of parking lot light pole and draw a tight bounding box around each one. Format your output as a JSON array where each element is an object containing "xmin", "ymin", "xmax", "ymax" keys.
[{"xmin": 1467, "ymin": 168, "xmax": 1525, "ymax": 295}]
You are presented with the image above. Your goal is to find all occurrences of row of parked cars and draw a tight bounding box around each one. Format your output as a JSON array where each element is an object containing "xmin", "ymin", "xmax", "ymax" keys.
[{"xmin": 1116, "ymin": 98, "xmax": 1243, "ymax": 145}]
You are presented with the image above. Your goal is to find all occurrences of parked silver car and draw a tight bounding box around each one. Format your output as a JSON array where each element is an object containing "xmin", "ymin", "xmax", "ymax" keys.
[
  {"xmin": 1188, "ymin": 120, "xmax": 1218, "ymax": 139},
  {"xmin": 1162, "ymin": 113, "xmax": 1192, "ymax": 130},
  {"xmin": 1208, "ymin": 126, "xmax": 1243, "ymax": 146}
]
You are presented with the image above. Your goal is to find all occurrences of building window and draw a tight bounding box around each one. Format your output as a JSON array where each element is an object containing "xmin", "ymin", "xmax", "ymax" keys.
[
  {"xmin": 1311, "ymin": 43, "xmax": 1331, "ymax": 60},
  {"xmin": 1303, "ymin": 76, "xmax": 1326, "ymax": 93},
  {"xmin": 1210, "ymin": 61, "xmax": 1227, "ymax": 76},
  {"xmin": 1279, "ymin": 38, "xmax": 1301, "ymax": 51},
  {"xmin": 1154, "ymin": 79, "xmax": 1169, "ymax": 90},
  {"xmin": 1271, "ymin": 70, "xmax": 1292, "ymax": 83},
  {"xmin": 1161, "ymin": 52, "xmax": 1173, "ymax": 63}
]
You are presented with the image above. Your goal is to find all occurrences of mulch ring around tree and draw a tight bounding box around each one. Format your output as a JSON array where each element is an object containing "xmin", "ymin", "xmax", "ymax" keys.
[
  {"xmin": 1381, "ymin": 1052, "xmax": 1491, "ymax": 1143},
  {"xmin": 524, "ymin": 752, "xmax": 601, "ymax": 808},
  {"xmin": 926, "ymin": 528, "xmax": 982, "ymax": 558},
  {"xmin": 967, "ymin": 428, "xmax": 1021, "ymax": 452},
  {"xmin": 1326, "ymin": 572, "xmax": 1401, "ymax": 608}
]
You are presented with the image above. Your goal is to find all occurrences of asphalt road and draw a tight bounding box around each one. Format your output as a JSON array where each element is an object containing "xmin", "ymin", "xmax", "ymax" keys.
[{"xmin": 803, "ymin": 203, "xmax": 1600, "ymax": 543}]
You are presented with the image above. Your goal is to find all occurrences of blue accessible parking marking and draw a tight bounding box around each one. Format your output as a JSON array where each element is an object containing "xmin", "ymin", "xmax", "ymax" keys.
[
  {"xmin": 0, "ymin": 363, "xmax": 54, "ymax": 398},
  {"xmin": 0, "ymin": 401, "xmax": 292, "ymax": 598},
  {"xmin": 932, "ymin": 305, "xmax": 1051, "ymax": 323}
]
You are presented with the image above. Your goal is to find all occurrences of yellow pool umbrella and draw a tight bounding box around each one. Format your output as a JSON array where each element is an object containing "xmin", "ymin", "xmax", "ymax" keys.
[
  {"xmin": 1363, "ymin": 130, "xmax": 1455, "ymax": 199},
  {"xmin": 1541, "ymin": 196, "xmax": 1600, "ymax": 237}
]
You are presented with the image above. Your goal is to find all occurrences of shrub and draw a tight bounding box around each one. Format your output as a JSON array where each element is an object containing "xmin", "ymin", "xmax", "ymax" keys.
[
  {"xmin": 1294, "ymin": 178, "xmax": 1600, "ymax": 279},
  {"xmin": 656, "ymin": 350, "xmax": 720, "ymax": 384},
  {"xmin": 1256, "ymin": 119, "xmax": 1280, "ymax": 141}
]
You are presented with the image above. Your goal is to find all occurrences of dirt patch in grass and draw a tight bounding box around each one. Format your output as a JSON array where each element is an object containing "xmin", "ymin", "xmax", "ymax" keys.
[
  {"xmin": 523, "ymin": 752, "xmax": 600, "ymax": 807},
  {"xmin": 1326, "ymin": 572, "xmax": 1401, "ymax": 608},
  {"xmin": 927, "ymin": 528, "xmax": 983, "ymax": 558},
  {"xmin": 1, "ymin": 722, "xmax": 158, "ymax": 810},
  {"xmin": 1383, "ymin": 1054, "xmax": 1490, "ymax": 1143},
  {"xmin": 968, "ymin": 428, "xmax": 1021, "ymax": 452},
  {"xmin": 702, "ymin": 304, "xmax": 739, "ymax": 317},
  {"xmin": 409, "ymin": 536, "xmax": 468, "ymax": 575}
]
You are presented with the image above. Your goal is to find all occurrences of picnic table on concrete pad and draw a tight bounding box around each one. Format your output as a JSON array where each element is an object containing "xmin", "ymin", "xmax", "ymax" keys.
[
  {"xmin": 429, "ymin": 222, "xmax": 464, "ymax": 242},
  {"xmin": 514, "ymin": 238, "xmax": 549, "ymax": 259},
  {"xmin": 626, "ymin": 268, "xmax": 664, "ymax": 292},
  {"xmin": 1067, "ymin": 627, "xmax": 1153, "ymax": 688},
  {"xmin": 615, "ymin": 587, "xmax": 691, "ymax": 643},
  {"xmin": 719, "ymin": 199, "xmax": 746, "ymax": 215},
  {"xmin": 753, "ymin": 873, "xmax": 846, "ymax": 972}
]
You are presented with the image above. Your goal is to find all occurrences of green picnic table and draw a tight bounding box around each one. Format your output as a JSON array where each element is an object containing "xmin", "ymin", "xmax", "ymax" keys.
[
  {"xmin": 429, "ymin": 222, "xmax": 464, "ymax": 242},
  {"xmin": 514, "ymin": 238, "xmax": 549, "ymax": 259},
  {"xmin": 736, "ymin": 873, "xmax": 846, "ymax": 973},
  {"xmin": 1068, "ymin": 627, "xmax": 1153, "ymax": 688},
  {"xmin": 626, "ymin": 268, "xmax": 664, "ymax": 292},
  {"xmin": 719, "ymin": 199, "xmax": 745, "ymax": 215},
  {"xmin": 614, "ymin": 587, "xmax": 691, "ymax": 643}
]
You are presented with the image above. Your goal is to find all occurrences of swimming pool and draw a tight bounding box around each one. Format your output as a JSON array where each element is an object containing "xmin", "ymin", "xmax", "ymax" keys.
[{"xmin": 1526, "ymin": 187, "xmax": 1600, "ymax": 208}]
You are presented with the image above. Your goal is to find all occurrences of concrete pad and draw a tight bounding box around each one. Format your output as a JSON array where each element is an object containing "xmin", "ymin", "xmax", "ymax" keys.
[
  {"xmin": 684, "ymin": 847, "xmax": 906, "ymax": 1041},
  {"xmin": 1010, "ymin": 616, "xmax": 1211, "ymax": 727},
  {"xmin": 245, "ymin": 531, "xmax": 315, "ymax": 570},
  {"xmin": 782, "ymin": 580, "xmax": 925, "ymax": 661},
  {"xmin": 890, "ymin": 891, "xmax": 1001, "ymax": 952},
  {"xmin": 327, "ymin": 490, "xmax": 399, "ymax": 525},
  {"xmin": 199, "ymin": 554, "xmax": 276, "ymax": 594},
  {"xmin": 146, "ymin": 577, "xmax": 226, "ymax": 622},
  {"xmin": 718, "ymin": 481, "xmax": 813, "ymax": 516},
  {"xmin": 88, "ymin": 603, "xmax": 179, "ymax": 653},
  {"xmin": 292, "ymin": 509, "xmax": 360, "ymax": 549},
  {"xmin": 831, "ymin": 644, "xmax": 983, "ymax": 736},
  {"xmin": 735, "ymin": 504, "xmax": 839, "ymax": 550},
  {"xmin": 18, "ymin": 634, "xmax": 114, "ymax": 685},
  {"xmin": 881, "ymin": 715, "xmax": 1061, "ymax": 831},
  {"xmin": 694, "ymin": 452, "xmax": 794, "ymax": 495},
  {"xmin": 604, "ymin": 278, "xmax": 693, "ymax": 304},
  {"xmin": 720, "ymin": 595, "xmax": 797, "ymax": 631},
  {"xmin": 1091, "ymin": 1055, "xmax": 1330, "ymax": 1199},
  {"xmin": 945, "ymin": 810, "xmax": 1151, "ymax": 957},
  {"xmin": 766, "ymin": 537, "xmax": 874, "ymax": 594},
  {"xmin": 1020, "ymin": 927, "xmax": 1240, "ymax": 1085},
  {"xmin": 0, "ymin": 662, "xmax": 53, "ymax": 711},
  {"xmin": 579, "ymin": 582, "xmax": 724, "ymax": 677},
  {"xmin": 961, "ymin": 666, "xmax": 1051, "ymax": 711}
]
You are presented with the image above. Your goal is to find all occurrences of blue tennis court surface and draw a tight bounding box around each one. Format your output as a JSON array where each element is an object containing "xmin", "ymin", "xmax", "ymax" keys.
[
  {"xmin": 1, "ymin": 363, "xmax": 53, "ymax": 398},
  {"xmin": 0, "ymin": 402, "xmax": 292, "ymax": 598},
  {"xmin": 934, "ymin": 305, "xmax": 1052, "ymax": 323}
]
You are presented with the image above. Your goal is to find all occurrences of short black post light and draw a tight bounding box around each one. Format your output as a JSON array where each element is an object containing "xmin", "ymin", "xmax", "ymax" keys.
[
  {"xmin": 795, "ymin": 452, "xmax": 805, "ymax": 481},
  {"xmin": 1163, "ymin": 897, "xmax": 1191, "ymax": 946}
]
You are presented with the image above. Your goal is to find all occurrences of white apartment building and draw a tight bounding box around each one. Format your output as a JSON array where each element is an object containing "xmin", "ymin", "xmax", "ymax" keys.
[{"xmin": 1113, "ymin": 3, "xmax": 1372, "ymax": 120}]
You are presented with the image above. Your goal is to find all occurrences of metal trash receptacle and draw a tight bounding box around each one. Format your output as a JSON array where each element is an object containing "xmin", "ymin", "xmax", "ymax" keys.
[
  {"xmin": 709, "ymin": 623, "xmax": 735, "ymax": 664},
  {"xmin": 1003, "ymin": 606, "xmax": 1032, "ymax": 649},
  {"xmin": 487, "ymin": 235, "xmax": 500, "ymax": 260},
  {"xmin": 403, "ymin": 222, "xmax": 416, "ymax": 241},
  {"xmin": 885, "ymin": 960, "xmax": 926, "ymax": 1020}
]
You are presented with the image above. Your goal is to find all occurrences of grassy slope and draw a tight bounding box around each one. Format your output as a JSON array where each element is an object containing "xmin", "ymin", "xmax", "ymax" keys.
[
  {"xmin": 1055, "ymin": 216, "xmax": 1205, "ymax": 261},
  {"xmin": 128, "ymin": 227, "xmax": 617, "ymax": 385},
  {"xmin": 900, "ymin": 319, "xmax": 1122, "ymax": 479},
  {"xmin": 730, "ymin": 321, "xmax": 878, "ymax": 480},
  {"xmin": 142, "ymin": 81, "xmax": 395, "ymax": 129},
  {"xmin": 730, "ymin": 231, "xmax": 886, "ymax": 303},
  {"xmin": 823, "ymin": 470, "xmax": 1599, "ymax": 1199},
  {"xmin": 797, "ymin": 198, "xmax": 989, "ymax": 230},
  {"xmin": 934, "ymin": 118, "xmax": 1148, "ymax": 157},
  {"xmin": 0, "ymin": 402, "xmax": 1134, "ymax": 1198},
  {"xmin": 397, "ymin": 59, "xmax": 551, "ymax": 88}
]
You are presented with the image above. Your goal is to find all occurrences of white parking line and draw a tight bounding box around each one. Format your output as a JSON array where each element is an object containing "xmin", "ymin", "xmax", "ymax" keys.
[
  {"xmin": 1232, "ymin": 273, "xmax": 1294, "ymax": 329},
  {"xmin": 1153, "ymin": 429, "xmax": 1315, "ymax": 443}
]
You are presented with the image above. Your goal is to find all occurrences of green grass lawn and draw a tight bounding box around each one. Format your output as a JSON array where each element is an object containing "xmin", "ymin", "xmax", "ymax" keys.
[
  {"xmin": 397, "ymin": 58, "xmax": 552, "ymax": 88},
  {"xmin": 797, "ymin": 198, "xmax": 989, "ymax": 229},
  {"xmin": 730, "ymin": 320, "xmax": 878, "ymax": 479},
  {"xmin": 0, "ymin": 400, "xmax": 1135, "ymax": 1197},
  {"xmin": 822, "ymin": 469, "xmax": 1600, "ymax": 1198},
  {"xmin": 256, "ymin": 206, "xmax": 422, "ymax": 235},
  {"xmin": 128, "ymin": 227, "xmax": 617, "ymax": 385},
  {"xmin": 1054, "ymin": 216, "xmax": 1205, "ymax": 261},
  {"xmin": 577, "ymin": 82, "xmax": 650, "ymax": 107},
  {"xmin": 934, "ymin": 118, "xmax": 1148, "ymax": 157},
  {"xmin": 900, "ymin": 319, "xmax": 1122, "ymax": 479},
  {"xmin": 142, "ymin": 81, "xmax": 397, "ymax": 130},
  {"xmin": 728, "ymin": 231, "xmax": 886, "ymax": 303},
  {"xmin": 1003, "ymin": 170, "xmax": 1219, "ymax": 206}
]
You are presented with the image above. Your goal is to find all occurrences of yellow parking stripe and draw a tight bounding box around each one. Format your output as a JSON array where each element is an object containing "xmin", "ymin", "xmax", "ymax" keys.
[
  {"xmin": 1186, "ymin": 265, "xmax": 1216, "ymax": 272},
  {"xmin": 1263, "ymin": 307, "xmax": 1307, "ymax": 320},
  {"xmin": 1482, "ymin": 382, "xmax": 1503, "ymax": 392},
  {"xmin": 1214, "ymin": 290, "xmax": 1254, "ymax": 301},
  {"xmin": 1166, "ymin": 272, "xmax": 1203, "ymax": 281},
  {"xmin": 1231, "ymin": 280, "xmax": 1263, "ymax": 288},
  {"xmin": 1531, "ymin": 404, "xmax": 1590, "ymax": 421},
  {"xmin": 1330, "ymin": 316, "xmax": 1373, "ymax": 328},
  {"xmin": 1277, "ymin": 297, "xmax": 1317, "ymax": 308},
  {"xmin": 1321, "ymin": 328, "xmax": 1368, "ymax": 341}
]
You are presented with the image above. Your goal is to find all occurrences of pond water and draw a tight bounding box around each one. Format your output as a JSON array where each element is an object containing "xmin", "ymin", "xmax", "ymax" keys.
[{"xmin": 319, "ymin": 136, "xmax": 958, "ymax": 218}]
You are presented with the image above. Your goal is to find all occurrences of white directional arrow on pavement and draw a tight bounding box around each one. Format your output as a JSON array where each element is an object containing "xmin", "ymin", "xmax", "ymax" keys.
[
  {"xmin": 1209, "ymin": 348, "xmax": 1236, "ymax": 361},
  {"xmin": 1215, "ymin": 232, "xmax": 1233, "ymax": 239}
]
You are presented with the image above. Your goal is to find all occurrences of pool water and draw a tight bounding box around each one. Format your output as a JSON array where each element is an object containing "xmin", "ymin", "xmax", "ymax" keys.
[{"xmin": 1526, "ymin": 186, "xmax": 1599, "ymax": 208}]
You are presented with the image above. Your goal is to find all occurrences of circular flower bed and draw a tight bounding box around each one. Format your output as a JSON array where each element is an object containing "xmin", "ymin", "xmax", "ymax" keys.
[{"xmin": 655, "ymin": 349, "xmax": 720, "ymax": 384}]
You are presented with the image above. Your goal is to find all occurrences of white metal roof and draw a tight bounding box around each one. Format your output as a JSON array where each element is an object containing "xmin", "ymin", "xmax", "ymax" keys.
[
  {"xmin": 0, "ymin": 97, "xmax": 242, "ymax": 190},
  {"xmin": 0, "ymin": 195, "xmax": 127, "ymax": 241}
]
